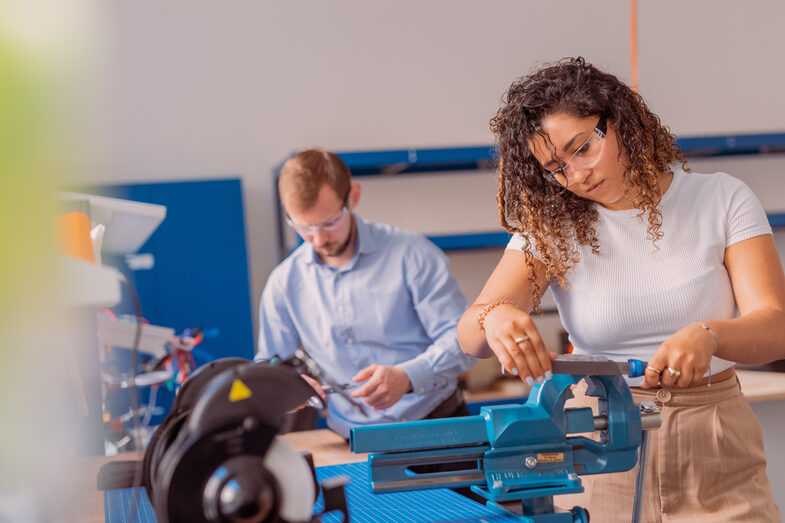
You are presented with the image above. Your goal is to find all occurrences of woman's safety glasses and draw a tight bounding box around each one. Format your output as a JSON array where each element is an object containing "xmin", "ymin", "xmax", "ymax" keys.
[{"xmin": 542, "ymin": 115, "xmax": 607, "ymax": 188}]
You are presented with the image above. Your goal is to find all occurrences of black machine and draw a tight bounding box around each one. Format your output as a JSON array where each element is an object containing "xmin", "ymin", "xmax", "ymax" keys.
[{"xmin": 98, "ymin": 356, "xmax": 350, "ymax": 523}]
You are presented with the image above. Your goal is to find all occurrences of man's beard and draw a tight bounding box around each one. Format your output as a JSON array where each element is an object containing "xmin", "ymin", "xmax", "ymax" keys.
[{"xmin": 314, "ymin": 215, "xmax": 355, "ymax": 259}]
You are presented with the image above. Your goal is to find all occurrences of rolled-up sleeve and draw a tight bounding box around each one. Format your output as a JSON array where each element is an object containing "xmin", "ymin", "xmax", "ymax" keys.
[{"xmin": 396, "ymin": 237, "xmax": 476, "ymax": 394}]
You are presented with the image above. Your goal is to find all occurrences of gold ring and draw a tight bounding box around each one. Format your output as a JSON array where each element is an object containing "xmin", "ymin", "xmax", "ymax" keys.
[
  {"xmin": 513, "ymin": 336, "xmax": 529, "ymax": 344},
  {"xmin": 667, "ymin": 367, "xmax": 681, "ymax": 378},
  {"xmin": 646, "ymin": 366, "xmax": 662, "ymax": 374}
]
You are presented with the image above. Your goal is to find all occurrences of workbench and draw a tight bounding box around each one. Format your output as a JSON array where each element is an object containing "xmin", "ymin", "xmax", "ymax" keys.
[
  {"xmin": 55, "ymin": 369, "xmax": 785, "ymax": 522},
  {"xmin": 737, "ymin": 370, "xmax": 785, "ymax": 511}
]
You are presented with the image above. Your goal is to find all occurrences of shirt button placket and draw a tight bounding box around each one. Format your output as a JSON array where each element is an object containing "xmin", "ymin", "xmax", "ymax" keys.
[
  {"xmin": 333, "ymin": 271, "xmax": 342, "ymax": 293},
  {"xmin": 334, "ymin": 271, "xmax": 344, "ymax": 320}
]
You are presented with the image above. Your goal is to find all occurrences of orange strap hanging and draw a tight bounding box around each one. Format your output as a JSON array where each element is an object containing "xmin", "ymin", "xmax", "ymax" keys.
[{"xmin": 630, "ymin": 0, "xmax": 639, "ymax": 92}]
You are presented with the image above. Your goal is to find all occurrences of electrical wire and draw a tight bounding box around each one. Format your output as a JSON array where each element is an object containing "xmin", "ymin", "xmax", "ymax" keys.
[
  {"xmin": 140, "ymin": 385, "xmax": 159, "ymax": 431},
  {"xmin": 115, "ymin": 272, "xmax": 144, "ymax": 523}
]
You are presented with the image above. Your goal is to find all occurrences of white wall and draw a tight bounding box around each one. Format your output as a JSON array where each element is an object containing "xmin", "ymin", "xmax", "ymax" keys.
[
  {"xmin": 67, "ymin": 1, "xmax": 785, "ymax": 510},
  {"xmin": 79, "ymin": 0, "xmax": 785, "ymax": 338}
]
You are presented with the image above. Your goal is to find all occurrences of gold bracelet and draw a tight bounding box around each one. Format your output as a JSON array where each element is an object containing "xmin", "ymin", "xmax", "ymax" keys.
[
  {"xmin": 477, "ymin": 298, "xmax": 515, "ymax": 333},
  {"xmin": 701, "ymin": 323, "xmax": 719, "ymax": 388}
]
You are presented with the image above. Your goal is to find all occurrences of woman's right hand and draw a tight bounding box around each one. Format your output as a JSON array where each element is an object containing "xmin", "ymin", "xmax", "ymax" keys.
[{"xmin": 482, "ymin": 304, "xmax": 557, "ymax": 385}]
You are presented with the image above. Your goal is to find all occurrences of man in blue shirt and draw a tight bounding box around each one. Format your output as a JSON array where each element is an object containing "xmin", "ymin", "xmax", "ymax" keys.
[{"xmin": 257, "ymin": 148, "xmax": 476, "ymax": 438}]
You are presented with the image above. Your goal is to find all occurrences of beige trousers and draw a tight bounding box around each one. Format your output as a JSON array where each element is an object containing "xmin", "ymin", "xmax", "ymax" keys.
[{"xmin": 557, "ymin": 372, "xmax": 781, "ymax": 522}]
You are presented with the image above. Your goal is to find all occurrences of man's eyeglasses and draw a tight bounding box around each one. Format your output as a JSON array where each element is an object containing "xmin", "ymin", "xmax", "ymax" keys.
[
  {"xmin": 285, "ymin": 206, "xmax": 349, "ymax": 235},
  {"xmin": 542, "ymin": 115, "xmax": 607, "ymax": 188}
]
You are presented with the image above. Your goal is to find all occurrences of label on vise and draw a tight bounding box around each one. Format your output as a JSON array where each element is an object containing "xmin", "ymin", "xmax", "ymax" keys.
[
  {"xmin": 229, "ymin": 379, "xmax": 252, "ymax": 402},
  {"xmin": 536, "ymin": 452, "xmax": 564, "ymax": 463}
]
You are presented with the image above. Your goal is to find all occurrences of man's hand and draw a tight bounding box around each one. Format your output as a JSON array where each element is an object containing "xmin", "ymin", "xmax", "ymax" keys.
[
  {"xmin": 299, "ymin": 373, "xmax": 326, "ymax": 407},
  {"xmin": 351, "ymin": 365, "xmax": 411, "ymax": 410}
]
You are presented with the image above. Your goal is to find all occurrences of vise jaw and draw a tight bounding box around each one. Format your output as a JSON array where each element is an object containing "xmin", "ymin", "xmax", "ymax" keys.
[{"xmin": 351, "ymin": 371, "xmax": 658, "ymax": 522}]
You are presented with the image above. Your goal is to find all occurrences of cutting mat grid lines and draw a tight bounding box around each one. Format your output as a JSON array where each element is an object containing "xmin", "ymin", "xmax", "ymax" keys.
[
  {"xmin": 105, "ymin": 488, "xmax": 156, "ymax": 523},
  {"xmin": 314, "ymin": 462, "xmax": 518, "ymax": 523},
  {"xmin": 105, "ymin": 461, "xmax": 520, "ymax": 523}
]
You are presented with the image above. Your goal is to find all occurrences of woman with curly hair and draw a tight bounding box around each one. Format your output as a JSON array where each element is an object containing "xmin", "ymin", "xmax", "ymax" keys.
[{"xmin": 457, "ymin": 57, "xmax": 783, "ymax": 520}]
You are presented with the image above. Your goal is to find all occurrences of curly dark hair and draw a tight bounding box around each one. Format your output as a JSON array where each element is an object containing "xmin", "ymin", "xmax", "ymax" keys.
[{"xmin": 490, "ymin": 57, "xmax": 687, "ymax": 309}]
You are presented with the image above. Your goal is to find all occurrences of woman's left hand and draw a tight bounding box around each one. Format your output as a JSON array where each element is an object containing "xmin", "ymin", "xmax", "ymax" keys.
[{"xmin": 642, "ymin": 323, "xmax": 718, "ymax": 389}]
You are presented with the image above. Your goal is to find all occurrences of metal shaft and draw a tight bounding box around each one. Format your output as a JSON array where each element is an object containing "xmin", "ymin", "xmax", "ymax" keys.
[
  {"xmin": 591, "ymin": 410, "xmax": 660, "ymax": 432},
  {"xmin": 631, "ymin": 429, "xmax": 650, "ymax": 523},
  {"xmin": 631, "ymin": 401, "xmax": 659, "ymax": 523},
  {"xmin": 551, "ymin": 358, "xmax": 630, "ymax": 376}
]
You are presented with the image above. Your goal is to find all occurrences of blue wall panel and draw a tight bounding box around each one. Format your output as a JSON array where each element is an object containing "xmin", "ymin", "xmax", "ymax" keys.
[{"xmin": 96, "ymin": 178, "xmax": 255, "ymax": 361}]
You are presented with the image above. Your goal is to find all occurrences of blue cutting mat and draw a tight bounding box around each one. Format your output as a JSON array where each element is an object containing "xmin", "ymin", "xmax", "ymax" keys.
[{"xmin": 105, "ymin": 461, "xmax": 520, "ymax": 522}]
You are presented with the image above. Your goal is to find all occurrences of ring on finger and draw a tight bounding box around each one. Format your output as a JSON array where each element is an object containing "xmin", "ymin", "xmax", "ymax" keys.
[
  {"xmin": 646, "ymin": 366, "xmax": 662, "ymax": 374},
  {"xmin": 667, "ymin": 367, "xmax": 681, "ymax": 378},
  {"xmin": 513, "ymin": 335, "xmax": 529, "ymax": 345}
]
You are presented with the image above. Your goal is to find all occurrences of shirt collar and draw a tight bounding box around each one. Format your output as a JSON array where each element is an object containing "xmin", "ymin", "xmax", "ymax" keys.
[{"xmin": 355, "ymin": 215, "xmax": 377, "ymax": 256}]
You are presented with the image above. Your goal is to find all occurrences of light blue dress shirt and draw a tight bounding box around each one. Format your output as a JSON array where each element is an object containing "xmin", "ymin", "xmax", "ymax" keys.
[{"xmin": 256, "ymin": 216, "xmax": 475, "ymax": 437}]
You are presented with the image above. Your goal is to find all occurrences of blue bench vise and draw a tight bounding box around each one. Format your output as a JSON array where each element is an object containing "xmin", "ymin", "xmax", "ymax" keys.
[{"xmin": 350, "ymin": 356, "xmax": 661, "ymax": 522}]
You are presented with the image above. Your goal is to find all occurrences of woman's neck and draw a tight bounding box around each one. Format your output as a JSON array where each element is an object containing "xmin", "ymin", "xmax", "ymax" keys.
[{"xmin": 612, "ymin": 170, "xmax": 675, "ymax": 210}]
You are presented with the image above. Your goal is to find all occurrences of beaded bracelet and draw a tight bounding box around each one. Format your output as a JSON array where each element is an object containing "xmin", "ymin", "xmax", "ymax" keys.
[
  {"xmin": 477, "ymin": 298, "xmax": 515, "ymax": 333},
  {"xmin": 701, "ymin": 323, "xmax": 719, "ymax": 388}
]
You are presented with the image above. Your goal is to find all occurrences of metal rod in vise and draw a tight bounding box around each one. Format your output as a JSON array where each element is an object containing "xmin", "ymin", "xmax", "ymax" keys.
[
  {"xmin": 592, "ymin": 410, "xmax": 661, "ymax": 432},
  {"xmin": 550, "ymin": 355, "xmax": 646, "ymax": 378}
]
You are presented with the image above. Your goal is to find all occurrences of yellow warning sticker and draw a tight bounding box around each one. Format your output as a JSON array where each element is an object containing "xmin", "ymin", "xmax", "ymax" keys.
[
  {"xmin": 537, "ymin": 452, "xmax": 564, "ymax": 463},
  {"xmin": 229, "ymin": 379, "xmax": 252, "ymax": 402}
]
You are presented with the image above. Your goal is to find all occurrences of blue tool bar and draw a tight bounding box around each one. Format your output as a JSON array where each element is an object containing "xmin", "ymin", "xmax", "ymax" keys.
[
  {"xmin": 428, "ymin": 231, "xmax": 513, "ymax": 251},
  {"xmin": 678, "ymin": 132, "xmax": 785, "ymax": 157},
  {"xmin": 769, "ymin": 213, "xmax": 785, "ymax": 227},
  {"xmin": 326, "ymin": 133, "xmax": 785, "ymax": 176},
  {"xmin": 274, "ymin": 133, "xmax": 785, "ymax": 177}
]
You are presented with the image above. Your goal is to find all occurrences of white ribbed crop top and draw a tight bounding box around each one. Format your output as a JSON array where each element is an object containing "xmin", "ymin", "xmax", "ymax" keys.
[{"xmin": 506, "ymin": 167, "xmax": 772, "ymax": 385}]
